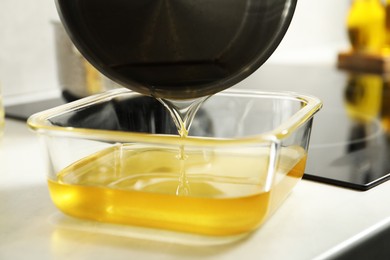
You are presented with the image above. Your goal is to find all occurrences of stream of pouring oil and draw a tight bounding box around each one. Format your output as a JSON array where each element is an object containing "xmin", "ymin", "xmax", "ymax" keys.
[{"xmin": 157, "ymin": 96, "xmax": 210, "ymax": 196}]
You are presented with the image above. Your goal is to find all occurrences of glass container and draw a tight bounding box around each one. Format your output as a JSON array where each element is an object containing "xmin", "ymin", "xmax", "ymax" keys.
[{"xmin": 27, "ymin": 89, "xmax": 322, "ymax": 240}]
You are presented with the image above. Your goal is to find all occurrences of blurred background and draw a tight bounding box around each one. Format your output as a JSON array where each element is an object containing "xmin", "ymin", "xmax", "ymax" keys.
[{"xmin": 0, "ymin": 0, "xmax": 350, "ymax": 104}]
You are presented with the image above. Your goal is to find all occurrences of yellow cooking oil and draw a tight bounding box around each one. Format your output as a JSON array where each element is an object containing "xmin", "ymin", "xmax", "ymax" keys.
[
  {"xmin": 347, "ymin": 0, "xmax": 385, "ymax": 53},
  {"xmin": 47, "ymin": 144, "xmax": 306, "ymax": 236}
]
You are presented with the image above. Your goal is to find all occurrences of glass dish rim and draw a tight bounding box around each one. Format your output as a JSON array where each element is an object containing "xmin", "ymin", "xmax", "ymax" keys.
[{"xmin": 27, "ymin": 88, "xmax": 322, "ymax": 146}]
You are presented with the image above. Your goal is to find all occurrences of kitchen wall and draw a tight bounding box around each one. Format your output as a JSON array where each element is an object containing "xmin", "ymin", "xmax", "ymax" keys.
[
  {"xmin": 0, "ymin": 0, "xmax": 350, "ymax": 102},
  {"xmin": 0, "ymin": 0, "xmax": 58, "ymax": 101},
  {"xmin": 270, "ymin": 0, "xmax": 350, "ymax": 63}
]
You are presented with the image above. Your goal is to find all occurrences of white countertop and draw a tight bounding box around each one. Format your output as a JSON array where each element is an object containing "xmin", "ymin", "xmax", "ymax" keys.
[{"xmin": 1, "ymin": 119, "xmax": 390, "ymax": 260}]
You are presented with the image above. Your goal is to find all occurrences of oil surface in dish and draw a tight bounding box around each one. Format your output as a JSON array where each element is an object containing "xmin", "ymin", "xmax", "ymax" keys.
[{"xmin": 48, "ymin": 145, "xmax": 306, "ymax": 236}]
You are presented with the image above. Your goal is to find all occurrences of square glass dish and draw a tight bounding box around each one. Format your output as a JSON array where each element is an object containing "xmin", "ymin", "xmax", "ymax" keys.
[{"xmin": 27, "ymin": 88, "xmax": 321, "ymax": 239}]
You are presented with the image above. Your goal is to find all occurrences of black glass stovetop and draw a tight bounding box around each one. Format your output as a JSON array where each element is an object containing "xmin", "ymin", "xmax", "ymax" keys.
[{"xmin": 6, "ymin": 64, "xmax": 390, "ymax": 191}]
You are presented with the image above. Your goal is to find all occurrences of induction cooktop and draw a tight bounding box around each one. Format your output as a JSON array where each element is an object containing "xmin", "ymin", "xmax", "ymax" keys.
[
  {"xmin": 6, "ymin": 65, "xmax": 390, "ymax": 191},
  {"xmin": 302, "ymin": 71, "xmax": 390, "ymax": 191},
  {"xmin": 303, "ymin": 107, "xmax": 390, "ymax": 191}
]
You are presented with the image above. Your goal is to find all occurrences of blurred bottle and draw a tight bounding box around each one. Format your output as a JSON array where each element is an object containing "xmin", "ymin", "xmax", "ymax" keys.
[
  {"xmin": 345, "ymin": 74, "xmax": 390, "ymax": 135},
  {"xmin": 381, "ymin": 78, "xmax": 390, "ymax": 132},
  {"xmin": 347, "ymin": 0, "xmax": 385, "ymax": 54},
  {"xmin": 344, "ymin": 73, "xmax": 382, "ymax": 123},
  {"xmin": 384, "ymin": 0, "xmax": 390, "ymax": 52},
  {"xmin": 0, "ymin": 83, "xmax": 4, "ymax": 137}
]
